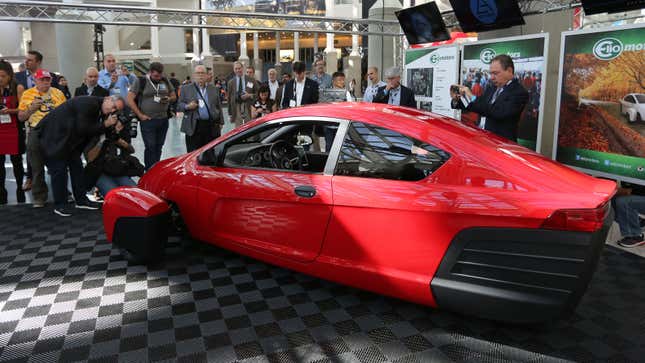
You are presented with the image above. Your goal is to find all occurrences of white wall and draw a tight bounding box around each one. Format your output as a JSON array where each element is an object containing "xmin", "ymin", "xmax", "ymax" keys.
[
  {"xmin": 55, "ymin": 23, "xmax": 94, "ymax": 88},
  {"xmin": 30, "ymin": 23, "xmax": 60, "ymax": 73},
  {"xmin": 0, "ymin": 22, "xmax": 23, "ymax": 58}
]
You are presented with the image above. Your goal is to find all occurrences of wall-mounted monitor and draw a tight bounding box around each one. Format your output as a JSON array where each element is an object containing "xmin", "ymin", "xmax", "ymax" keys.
[
  {"xmin": 449, "ymin": 0, "xmax": 525, "ymax": 32},
  {"xmin": 581, "ymin": 0, "xmax": 645, "ymax": 15},
  {"xmin": 395, "ymin": 2, "xmax": 451, "ymax": 45}
]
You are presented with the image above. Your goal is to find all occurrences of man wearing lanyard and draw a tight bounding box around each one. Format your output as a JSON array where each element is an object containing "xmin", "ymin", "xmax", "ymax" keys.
[
  {"xmin": 178, "ymin": 65, "xmax": 224, "ymax": 152},
  {"xmin": 127, "ymin": 62, "xmax": 176, "ymax": 170},
  {"xmin": 450, "ymin": 54, "xmax": 528, "ymax": 142},
  {"xmin": 280, "ymin": 61, "xmax": 319, "ymax": 109},
  {"xmin": 98, "ymin": 54, "xmax": 132, "ymax": 97},
  {"xmin": 226, "ymin": 62, "xmax": 259, "ymax": 128}
]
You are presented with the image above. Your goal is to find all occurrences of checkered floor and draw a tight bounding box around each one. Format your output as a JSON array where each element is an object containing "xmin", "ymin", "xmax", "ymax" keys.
[{"xmin": 0, "ymin": 205, "xmax": 643, "ymax": 363}]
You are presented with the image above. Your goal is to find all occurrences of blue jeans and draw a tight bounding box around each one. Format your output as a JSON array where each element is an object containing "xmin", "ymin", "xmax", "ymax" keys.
[
  {"xmin": 46, "ymin": 154, "xmax": 86, "ymax": 209},
  {"xmin": 140, "ymin": 117, "xmax": 169, "ymax": 170},
  {"xmin": 614, "ymin": 195, "xmax": 645, "ymax": 237},
  {"xmin": 96, "ymin": 174, "xmax": 136, "ymax": 196}
]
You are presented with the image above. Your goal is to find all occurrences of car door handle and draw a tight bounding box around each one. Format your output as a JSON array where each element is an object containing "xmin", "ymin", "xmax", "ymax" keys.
[{"xmin": 294, "ymin": 185, "xmax": 316, "ymax": 198}]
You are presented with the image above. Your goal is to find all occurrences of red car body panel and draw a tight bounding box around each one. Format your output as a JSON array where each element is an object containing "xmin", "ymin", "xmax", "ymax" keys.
[{"xmin": 124, "ymin": 102, "xmax": 616, "ymax": 320}]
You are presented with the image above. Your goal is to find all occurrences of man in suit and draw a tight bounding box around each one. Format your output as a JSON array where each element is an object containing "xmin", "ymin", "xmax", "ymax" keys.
[
  {"xmin": 372, "ymin": 67, "xmax": 416, "ymax": 108},
  {"xmin": 227, "ymin": 62, "xmax": 259, "ymax": 128},
  {"xmin": 15, "ymin": 50, "xmax": 60, "ymax": 91},
  {"xmin": 74, "ymin": 67, "xmax": 109, "ymax": 98},
  {"xmin": 178, "ymin": 65, "xmax": 224, "ymax": 152},
  {"xmin": 281, "ymin": 61, "xmax": 319, "ymax": 109},
  {"xmin": 451, "ymin": 54, "xmax": 529, "ymax": 142}
]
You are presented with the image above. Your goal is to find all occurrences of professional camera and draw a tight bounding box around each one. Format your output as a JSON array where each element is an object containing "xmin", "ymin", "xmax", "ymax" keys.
[{"xmin": 116, "ymin": 110, "xmax": 139, "ymax": 139}]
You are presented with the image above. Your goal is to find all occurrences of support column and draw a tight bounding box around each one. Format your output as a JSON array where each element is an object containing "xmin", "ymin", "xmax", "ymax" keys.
[
  {"xmin": 324, "ymin": 0, "xmax": 338, "ymax": 74},
  {"xmin": 150, "ymin": 0, "xmax": 160, "ymax": 61},
  {"xmin": 253, "ymin": 32, "xmax": 262, "ymax": 80},
  {"xmin": 368, "ymin": 0, "xmax": 402, "ymax": 79},
  {"xmin": 191, "ymin": 0, "xmax": 200, "ymax": 62},
  {"xmin": 238, "ymin": 31, "xmax": 249, "ymax": 66},
  {"xmin": 275, "ymin": 31, "xmax": 281, "ymax": 66},
  {"xmin": 293, "ymin": 32, "xmax": 300, "ymax": 62},
  {"xmin": 346, "ymin": 0, "xmax": 362, "ymax": 97}
]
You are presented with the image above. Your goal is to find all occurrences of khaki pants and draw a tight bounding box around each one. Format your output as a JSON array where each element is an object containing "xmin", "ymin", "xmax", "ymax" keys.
[{"xmin": 27, "ymin": 127, "xmax": 48, "ymax": 204}]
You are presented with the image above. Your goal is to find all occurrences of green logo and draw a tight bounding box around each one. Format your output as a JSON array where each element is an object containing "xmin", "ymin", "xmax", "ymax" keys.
[
  {"xmin": 480, "ymin": 48, "xmax": 496, "ymax": 64},
  {"xmin": 430, "ymin": 54, "xmax": 439, "ymax": 64},
  {"xmin": 593, "ymin": 38, "xmax": 623, "ymax": 60}
]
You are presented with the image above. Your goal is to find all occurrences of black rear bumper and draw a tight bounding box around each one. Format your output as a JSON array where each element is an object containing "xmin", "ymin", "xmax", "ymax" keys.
[{"xmin": 430, "ymin": 212, "xmax": 612, "ymax": 323}]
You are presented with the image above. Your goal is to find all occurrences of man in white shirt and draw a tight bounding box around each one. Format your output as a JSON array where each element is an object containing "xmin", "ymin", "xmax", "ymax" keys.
[
  {"xmin": 266, "ymin": 68, "xmax": 280, "ymax": 101},
  {"xmin": 363, "ymin": 66, "xmax": 386, "ymax": 102}
]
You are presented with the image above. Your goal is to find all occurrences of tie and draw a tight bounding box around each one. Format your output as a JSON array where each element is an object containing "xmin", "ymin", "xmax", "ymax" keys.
[
  {"xmin": 237, "ymin": 77, "xmax": 242, "ymax": 97},
  {"xmin": 490, "ymin": 87, "xmax": 503, "ymax": 104}
]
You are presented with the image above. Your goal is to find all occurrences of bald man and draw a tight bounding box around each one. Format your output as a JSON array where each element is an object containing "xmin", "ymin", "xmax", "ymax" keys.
[{"xmin": 74, "ymin": 67, "xmax": 109, "ymax": 98}]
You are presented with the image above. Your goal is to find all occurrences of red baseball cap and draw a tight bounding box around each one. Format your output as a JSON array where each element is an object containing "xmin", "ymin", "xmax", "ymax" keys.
[{"xmin": 34, "ymin": 69, "xmax": 52, "ymax": 80}]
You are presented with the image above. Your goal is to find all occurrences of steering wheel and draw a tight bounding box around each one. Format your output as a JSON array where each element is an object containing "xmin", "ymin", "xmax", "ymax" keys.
[{"xmin": 269, "ymin": 140, "xmax": 301, "ymax": 170}]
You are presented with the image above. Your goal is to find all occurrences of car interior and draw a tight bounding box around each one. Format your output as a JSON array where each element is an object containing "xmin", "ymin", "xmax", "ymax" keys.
[{"xmin": 222, "ymin": 122, "xmax": 339, "ymax": 173}]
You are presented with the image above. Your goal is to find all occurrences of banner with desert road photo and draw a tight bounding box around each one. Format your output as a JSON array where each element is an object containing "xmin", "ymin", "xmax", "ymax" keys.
[{"xmin": 554, "ymin": 24, "xmax": 645, "ymax": 184}]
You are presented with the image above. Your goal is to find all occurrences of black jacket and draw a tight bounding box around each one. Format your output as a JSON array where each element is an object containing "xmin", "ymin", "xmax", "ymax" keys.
[
  {"xmin": 38, "ymin": 96, "xmax": 107, "ymax": 160},
  {"xmin": 372, "ymin": 85, "xmax": 416, "ymax": 108},
  {"xmin": 74, "ymin": 84, "xmax": 109, "ymax": 98},
  {"xmin": 15, "ymin": 70, "xmax": 60, "ymax": 90},
  {"xmin": 281, "ymin": 78, "xmax": 319, "ymax": 109},
  {"xmin": 452, "ymin": 79, "xmax": 528, "ymax": 141}
]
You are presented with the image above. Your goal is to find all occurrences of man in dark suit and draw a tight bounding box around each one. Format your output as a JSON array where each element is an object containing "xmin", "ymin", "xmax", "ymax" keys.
[
  {"xmin": 451, "ymin": 54, "xmax": 529, "ymax": 142},
  {"xmin": 372, "ymin": 66, "xmax": 416, "ymax": 108},
  {"xmin": 178, "ymin": 65, "xmax": 224, "ymax": 152},
  {"xmin": 227, "ymin": 61, "xmax": 260, "ymax": 128},
  {"xmin": 74, "ymin": 67, "xmax": 109, "ymax": 98},
  {"xmin": 15, "ymin": 50, "xmax": 59, "ymax": 90},
  {"xmin": 281, "ymin": 61, "xmax": 319, "ymax": 109}
]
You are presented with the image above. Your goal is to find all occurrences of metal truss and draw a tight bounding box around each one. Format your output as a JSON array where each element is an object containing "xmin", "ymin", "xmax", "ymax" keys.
[{"xmin": 0, "ymin": 0, "xmax": 403, "ymax": 36}]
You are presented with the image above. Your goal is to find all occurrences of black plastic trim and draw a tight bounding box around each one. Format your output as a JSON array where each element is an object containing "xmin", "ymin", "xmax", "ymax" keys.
[
  {"xmin": 112, "ymin": 211, "xmax": 171, "ymax": 262},
  {"xmin": 430, "ymin": 210, "xmax": 613, "ymax": 323}
]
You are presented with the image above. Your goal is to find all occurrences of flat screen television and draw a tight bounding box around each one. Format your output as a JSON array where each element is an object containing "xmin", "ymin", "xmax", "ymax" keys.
[
  {"xmin": 581, "ymin": 0, "xmax": 645, "ymax": 15},
  {"xmin": 395, "ymin": 2, "xmax": 451, "ymax": 45},
  {"xmin": 449, "ymin": 0, "xmax": 525, "ymax": 32}
]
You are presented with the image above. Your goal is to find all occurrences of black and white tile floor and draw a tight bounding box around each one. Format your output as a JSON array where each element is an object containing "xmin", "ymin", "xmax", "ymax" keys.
[{"xmin": 0, "ymin": 204, "xmax": 644, "ymax": 363}]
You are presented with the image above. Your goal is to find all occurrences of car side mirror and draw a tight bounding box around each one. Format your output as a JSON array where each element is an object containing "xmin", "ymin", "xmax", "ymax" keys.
[{"xmin": 198, "ymin": 147, "xmax": 221, "ymax": 166}]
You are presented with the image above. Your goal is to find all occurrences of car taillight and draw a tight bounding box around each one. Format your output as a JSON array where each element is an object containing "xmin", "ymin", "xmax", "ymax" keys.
[{"xmin": 541, "ymin": 202, "xmax": 610, "ymax": 232}]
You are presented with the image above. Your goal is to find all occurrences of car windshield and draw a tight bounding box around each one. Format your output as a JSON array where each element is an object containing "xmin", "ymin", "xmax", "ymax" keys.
[{"xmin": 635, "ymin": 94, "xmax": 645, "ymax": 103}]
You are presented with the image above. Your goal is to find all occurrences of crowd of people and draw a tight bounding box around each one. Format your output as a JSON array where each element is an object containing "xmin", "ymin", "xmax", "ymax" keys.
[{"xmin": 0, "ymin": 50, "xmax": 415, "ymax": 216}]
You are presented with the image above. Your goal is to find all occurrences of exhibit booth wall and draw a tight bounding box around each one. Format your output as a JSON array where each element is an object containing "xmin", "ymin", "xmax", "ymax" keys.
[{"xmin": 477, "ymin": 9, "xmax": 574, "ymax": 158}]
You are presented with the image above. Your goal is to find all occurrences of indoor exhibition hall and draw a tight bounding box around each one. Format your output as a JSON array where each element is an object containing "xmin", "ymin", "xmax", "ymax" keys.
[{"xmin": 0, "ymin": 0, "xmax": 644, "ymax": 362}]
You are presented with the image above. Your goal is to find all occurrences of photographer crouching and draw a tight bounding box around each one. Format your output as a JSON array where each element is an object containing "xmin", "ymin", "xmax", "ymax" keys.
[
  {"xmin": 38, "ymin": 95, "xmax": 126, "ymax": 217},
  {"xmin": 84, "ymin": 110, "xmax": 143, "ymax": 200}
]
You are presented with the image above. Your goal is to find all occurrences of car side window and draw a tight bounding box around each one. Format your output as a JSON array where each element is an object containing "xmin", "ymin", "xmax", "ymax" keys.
[
  {"xmin": 334, "ymin": 122, "xmax": 450, "ymax": 181},
  {"xmin": 625, "ymin": 95, "xmax": 635, "ymax": 103},
  {"xmin": 222, "ymin": 121, "xmax": 339, "ymax": 173}
]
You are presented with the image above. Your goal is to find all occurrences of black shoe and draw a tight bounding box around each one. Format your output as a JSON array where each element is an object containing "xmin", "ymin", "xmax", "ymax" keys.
[
  {"xmin": 617, "ymin": 234, "xmax": 645, "ymax": 248},
  {"xmin": 16, "ymin": 189, "xmax": 26, "ymax": 203},
  {"xmin": 75, "ymin": 199, "xmax": 101, "ymax": 210},
  {"xmin": 54, "ymin": 206, "xmax": 73, "ymax": 217}
]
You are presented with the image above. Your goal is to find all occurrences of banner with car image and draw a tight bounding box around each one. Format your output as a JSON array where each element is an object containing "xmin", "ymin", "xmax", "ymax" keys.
[
  {"xmin": 460, "ymin": 34, "xmax": 548, "ymax": 151},
  {"xmin": 404, "ymin": 45, "xmax": 460, "ymax": 119},
  {"xmin": 554, "ymin": 24, "xmax": 645, "ymax": 184}
]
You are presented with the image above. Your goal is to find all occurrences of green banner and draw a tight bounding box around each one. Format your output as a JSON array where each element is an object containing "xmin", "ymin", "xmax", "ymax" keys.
[
  {"xmin": 563, "ymin": 27, "xmax": 645, "ymax": 56},
  {"xmin": 405, "ymin": 49, "xmax": 434, "ymax": 64},
  {"xmin": 462, "ymin": 38, "xmax": 545, "ymax": 62},
  {"xmin": 557, "ymin": 148, "xmax": 645, "ymax": 180}
]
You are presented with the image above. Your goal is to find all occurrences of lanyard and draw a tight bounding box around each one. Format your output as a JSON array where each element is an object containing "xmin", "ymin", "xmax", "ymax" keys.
[{"xmin": 147, "ymin": 75, "xmax": 160, "ymax": 95}]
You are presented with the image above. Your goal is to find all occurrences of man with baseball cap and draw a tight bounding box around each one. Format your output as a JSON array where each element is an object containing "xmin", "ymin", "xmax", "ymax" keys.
[{"xmin": 18, "ymin": 69, "xmax": 67, "ymax": 208}]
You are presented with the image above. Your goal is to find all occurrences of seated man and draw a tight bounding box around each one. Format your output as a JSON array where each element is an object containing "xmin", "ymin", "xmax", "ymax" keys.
[{"xmin": 614, "ymin": 183, "xmax": 645, "ymax": 248}]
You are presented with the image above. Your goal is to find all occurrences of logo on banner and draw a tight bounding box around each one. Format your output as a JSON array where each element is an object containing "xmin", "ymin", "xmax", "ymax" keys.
[
  {"xmin": 430, "ymin": 54, "xmax": 439, "ymax": 64},
  {"xmin": 480, "ymin": 48, "xmax": 496, "ymax": 64},
  {"xmin": 470, "ymin": 0, "xmax": 498, "ymax": 24},
  {"xmin": 593, "ymin": 38, "xmax": 623, "ymax": 60}
]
